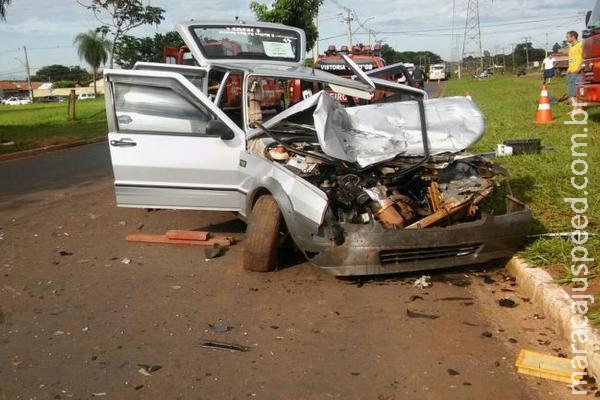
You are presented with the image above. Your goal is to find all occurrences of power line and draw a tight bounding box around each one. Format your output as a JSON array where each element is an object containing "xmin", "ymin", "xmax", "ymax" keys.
[{"xmin": 318, "ymin": 15, "xmax": 580, "ymax": 42}]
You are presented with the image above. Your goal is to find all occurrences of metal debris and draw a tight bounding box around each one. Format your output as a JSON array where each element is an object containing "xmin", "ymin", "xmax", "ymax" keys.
[
  {"xmin": 413, "ymin": 275, "xmax": 432, "ymax": 289},
  {"xmin": 120, "ymin": 258, "xmax": 131, "ymax": 265},
  {"xmin": 199, "ymin": 339, "xmax": 250, "ymax": 352},
  {"xmin": 406, "ymin": 309, "xmax": 439, "ymax": 320},
  {"xmin": 137, "ymin": 364, "xmax": 162, "ymax": 376},
  {"xmin": 208, "ymin": 323, "xmax": 233, "ymax": 333},
  {"xmin": 439, "ymin": 297, "xmax": 473, "ymax": 301},
  {"xmin": 205, "ymin": 243, "xmax": 222, "ymax": 260},
  {"xmin": 498, "ymin": 298, "xmax": 517, "ymax": 308}
]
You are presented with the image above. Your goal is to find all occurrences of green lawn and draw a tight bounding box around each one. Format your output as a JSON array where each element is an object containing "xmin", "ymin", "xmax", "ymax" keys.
[
  {"xmin": 0, "ymin": 98, "xmax": 107, "ymax": 155},
  {"xmin": 446, "ymin": 74, "xmax": 598, "ymax": 280}
]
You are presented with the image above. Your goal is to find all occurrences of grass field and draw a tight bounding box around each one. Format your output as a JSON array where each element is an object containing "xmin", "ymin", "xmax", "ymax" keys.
[
  {"xmin": 446, "ymin": 74, "xmax": 599, "ymax": 283},
  {"xmin": 0, "ymin": 97, "xmax": 107, "ymax": 155}
]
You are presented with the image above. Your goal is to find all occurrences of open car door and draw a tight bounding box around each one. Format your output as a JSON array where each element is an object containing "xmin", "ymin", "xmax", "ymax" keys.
[{"xmin": 104, "ymin": 69, "xmax": 246, "ymax": 211}]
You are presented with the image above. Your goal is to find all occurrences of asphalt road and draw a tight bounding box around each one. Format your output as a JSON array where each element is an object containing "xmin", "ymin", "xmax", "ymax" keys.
[
  {"xmin": 0, "ymin": 83, "xmax": 583, "ymax": 399},
  {"xmin": 0, "ymin": 142, "xmax": 112, "ymax": 203}
]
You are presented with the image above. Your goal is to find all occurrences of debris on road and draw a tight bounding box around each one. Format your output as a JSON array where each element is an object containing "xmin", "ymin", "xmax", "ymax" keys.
[
  {"xmin": 59, "ymin": 251, "xmax": 73, "ymax": 256},
  {"xmin": 199, "ymin": 339, "xmax": 250, "ymax": 352},
  {"xmin": 481, "ymin": 331, "xmax": 493, "ymax": 338},
  {"xmin": 408, "ymin": 295, "xmax": 424, "ymax": 302},
  {"xmin": 406, "ymin": 309, "xmax": 439, "ymax": 320},
  {"xmin": 204, "ymin": 243, "xmax": 222, "ymax": 260},
  {"xmin": 137, "ymin": 364, "xmax": 162, "ymax": 376},
  {"xmin": 126, "ymin": 230, "xmax": 234, "ymax": 247},
  {"xmin": 439, "ymin": 297, "xmax": 473, "ymax": 302},
  {"xmin": 120, "ymin": 257, "xmax": 131, "ymax": 265},
  {"xmin": 413, "ymin": 275, "xmax": 432, "ymax": 289},
  {"xmin": 447, "ymin": 368, "xmax": 460, "ymax": 376},
  {"xmin": 166, "ymin": 230, "xmax": 210, "ymax": 241},
  {"xmin": 515, "ymin": 349, "xmax": 584, "ymax": 384},
  {"xmin": 498, "ymin": 298, "xmax": 517, "ymax": 308},
  {"xmin": 209, "ymin": 323, "xmax": 233, "ymax": 333}
]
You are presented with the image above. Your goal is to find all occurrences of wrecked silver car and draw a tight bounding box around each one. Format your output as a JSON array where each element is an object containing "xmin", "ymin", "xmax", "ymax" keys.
[{"xmin": 104, "ymin": 20, "xmax": 531, "ymax": 276}]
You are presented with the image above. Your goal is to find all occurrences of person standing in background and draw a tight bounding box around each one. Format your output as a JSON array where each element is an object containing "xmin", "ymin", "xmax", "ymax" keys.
[
  {"xmin": 541, "ymin": 53, "xmax": 555, "ymax": 84},
  {"xmin": 566, "ymin": 30, "xmax": 584, "ymax": 114}
]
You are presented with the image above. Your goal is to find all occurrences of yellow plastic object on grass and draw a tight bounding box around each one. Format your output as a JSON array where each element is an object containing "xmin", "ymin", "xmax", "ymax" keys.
[{"xmin": 515, "ymin": 349, "xmax": 584, "ymax": 384}]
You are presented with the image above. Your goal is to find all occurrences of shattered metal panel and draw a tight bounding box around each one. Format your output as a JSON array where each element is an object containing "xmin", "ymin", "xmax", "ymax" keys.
[{"xmin": 313, "ymin": 93, "xmax": 485, "ymax": 167}]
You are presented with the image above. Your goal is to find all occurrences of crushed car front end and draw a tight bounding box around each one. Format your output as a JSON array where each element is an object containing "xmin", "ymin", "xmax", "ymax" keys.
[
  {"xmin": 307, "ymin": 195, "xmax": 531, "ymax": 276},
  {"xmin": 247, "ymin": 85, "xmax": 532, "ymax": 276}
]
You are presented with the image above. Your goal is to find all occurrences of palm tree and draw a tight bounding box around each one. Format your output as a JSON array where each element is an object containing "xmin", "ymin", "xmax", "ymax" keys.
[
  {"xmin": 73, "ymin": 30, "xmax": 110, "ymax": 95},
  {"xmin": 0, "ymin": 0, "xmax": 12, "ymax": 21}
]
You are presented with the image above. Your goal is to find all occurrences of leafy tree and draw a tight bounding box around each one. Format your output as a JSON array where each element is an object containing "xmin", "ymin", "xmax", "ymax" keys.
[
  {"xmin": 74, "ymin": 29, "xmax": 110, "ymax": 95},
  {"xmin": 32, "ymin": 65, "xmax": 91, "ymax": 82},
  {"xmin": 0, "ymin": 0, "xmax": 11, "ymax": 21},
  {"xmin": 114, "ymin": 31, "xmax": 184, "ymax": 69},
  {"xmin": 380, "ymin": 44, "xmax": 443, "ymax": 66},
  {"xmin": 514, "ymin": 42, "xmax": 545, "ymax": 67},
  {"xmin": 76, "ymin": 0, "xmax": 165, "ymax": 68},
  {"xmin": 250, "ymin": 0, "xmax": 323, "ymax": 52}
]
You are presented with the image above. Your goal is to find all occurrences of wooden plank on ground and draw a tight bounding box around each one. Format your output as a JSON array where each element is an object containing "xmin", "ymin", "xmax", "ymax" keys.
[
  {"xmin": 165, "ymin": 230, "xmax": 210, "ymax": 241},
  {"xmin": 126, "ymin": 234, "xmax": 232, "ymax": 247}
]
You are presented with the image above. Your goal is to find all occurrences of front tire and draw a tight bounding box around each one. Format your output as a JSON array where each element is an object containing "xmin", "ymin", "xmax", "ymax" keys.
[{"xmin": 242, "ymin": 195, "xmax": 281, "ymax": 272}]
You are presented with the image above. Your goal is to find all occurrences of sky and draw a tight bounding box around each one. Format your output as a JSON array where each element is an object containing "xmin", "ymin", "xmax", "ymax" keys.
[{"xmin": 0, "ymin": 0, "xmax": 591, "ymax": 80}]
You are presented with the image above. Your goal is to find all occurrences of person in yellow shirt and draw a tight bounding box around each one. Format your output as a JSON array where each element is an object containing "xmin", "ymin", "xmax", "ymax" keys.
[{"xmin": 566, "ymin": 30, "xmax": 583, "ymax": 113}]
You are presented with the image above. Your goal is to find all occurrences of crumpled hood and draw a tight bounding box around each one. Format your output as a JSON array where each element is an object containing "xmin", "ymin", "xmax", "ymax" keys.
[{"xmin": 256, "ymin": 91, "xmax": 485, "ymax": 168}]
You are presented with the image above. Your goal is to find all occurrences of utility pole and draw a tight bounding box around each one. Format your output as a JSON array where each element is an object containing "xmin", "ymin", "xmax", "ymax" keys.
[
  {"xmin": 23, "ymin": 46, "xmax": 33, "ymax": 101},
  {"xmin": 510, "ymin": 43, "xmax": 516, "ymax": 72},
  {"xmin": 522, "ymin": 36, "xmax": 530, "ymax": 69},
  {"xmin": 313, "ymin": 14, "xmax": 319, "ymax": 63}
]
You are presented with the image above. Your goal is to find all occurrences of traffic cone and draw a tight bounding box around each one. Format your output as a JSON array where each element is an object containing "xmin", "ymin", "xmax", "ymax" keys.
[{"xmin": 535, "ymin": 84, "xmax": 555, "ymax": 124}]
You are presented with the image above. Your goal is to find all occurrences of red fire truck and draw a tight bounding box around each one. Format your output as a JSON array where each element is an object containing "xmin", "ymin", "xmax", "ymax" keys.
[
  {"xmin": 162, "ymin": 42, "xmax": 285, "ymax": 111},
  {"xmin": 579, "ymin": 0, "xmax": 600, "ymax": 104}
]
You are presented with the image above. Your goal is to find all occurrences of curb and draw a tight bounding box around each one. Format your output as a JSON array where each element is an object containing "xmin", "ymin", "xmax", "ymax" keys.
[
  {"xmin": 0, "ymin": 136, "xmax": 107, "ymax": 163},
  {"xmin": 506, "ymin": 257, "xmax": 600, "ymax": 379}
]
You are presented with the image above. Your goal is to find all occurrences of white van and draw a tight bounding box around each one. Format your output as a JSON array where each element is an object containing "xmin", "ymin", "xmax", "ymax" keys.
[{"xmin": 78, "ymin": 93, "xmax": 96, "ymax": 100}]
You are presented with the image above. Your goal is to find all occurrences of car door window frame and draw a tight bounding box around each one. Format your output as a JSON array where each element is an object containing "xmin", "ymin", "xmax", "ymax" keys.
[{"xmin": 110, "ymin": 76, "xmax": 218, "ymax": 137}]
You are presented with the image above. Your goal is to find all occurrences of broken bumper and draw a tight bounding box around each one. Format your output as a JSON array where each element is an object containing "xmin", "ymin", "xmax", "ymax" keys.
[{"xmin": 309, "ymin": 196, "xmax": 532, "ymax": 276}]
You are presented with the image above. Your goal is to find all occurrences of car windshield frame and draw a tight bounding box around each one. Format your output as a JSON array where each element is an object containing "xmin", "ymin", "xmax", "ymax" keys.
[{"xmin": 189, "ymin": 24, "xmax": 302, "ymax": 63}]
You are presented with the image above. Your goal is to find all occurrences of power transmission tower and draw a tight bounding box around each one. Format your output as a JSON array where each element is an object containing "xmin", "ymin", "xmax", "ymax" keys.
[
  {"xmin": 462, "ymin": 0, "xmax": 483, "ymax": 72},
  {"xmin": 342, "ymin": 9, "xmax": 354, "ymax": 48}
]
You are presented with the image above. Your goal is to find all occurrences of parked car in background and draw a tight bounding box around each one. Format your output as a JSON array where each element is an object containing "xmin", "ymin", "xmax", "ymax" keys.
[
  {"xmin": 78, "ymin": 93, "xmax": 96, "ymax": 100},
  {"xmin": 40, "ymin": 95, "xmax": 65, "ymax": 103},
  {"xmin": 5, "ymin": 97, "xmax": 32, "ymax": 105}
]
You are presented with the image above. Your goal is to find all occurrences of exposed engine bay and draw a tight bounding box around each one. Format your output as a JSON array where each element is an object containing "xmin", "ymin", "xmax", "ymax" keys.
[{"xmin": 248, "ymin": 92, "xmax": 505, "ymax": 231}]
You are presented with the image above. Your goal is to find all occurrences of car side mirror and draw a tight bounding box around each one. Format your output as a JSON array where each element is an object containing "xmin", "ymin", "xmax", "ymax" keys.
[
  {"xmin": 207, "ymin": 120, "xmax": 235, "ymax": 140},
  {"xmin": 586, "ymin": 10, "xmax": 592, "ymax": 27}
]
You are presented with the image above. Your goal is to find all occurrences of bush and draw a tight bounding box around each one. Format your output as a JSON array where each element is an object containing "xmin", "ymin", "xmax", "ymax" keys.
[{"xmin": 52, "ymin": 81, "xmax": 76, "ymax": 88}]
